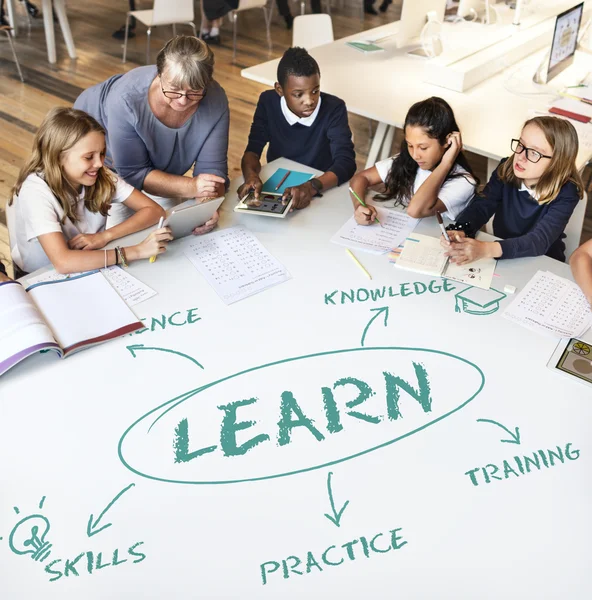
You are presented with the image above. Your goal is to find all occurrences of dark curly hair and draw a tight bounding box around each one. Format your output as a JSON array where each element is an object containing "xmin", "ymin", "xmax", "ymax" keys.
[{"xmin": 277, "ymin": 47, "xmax": 320, "ymax": 87}]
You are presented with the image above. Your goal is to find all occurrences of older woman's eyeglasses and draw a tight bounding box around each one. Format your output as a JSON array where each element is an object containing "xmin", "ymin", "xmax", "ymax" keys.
[
  {"xmin": 160, "ymin": 77, "xmax": 207, "ymax": 102},
  {"xmin": 511, "ymin": 139, "xmax": 552, "ymax": 164}
]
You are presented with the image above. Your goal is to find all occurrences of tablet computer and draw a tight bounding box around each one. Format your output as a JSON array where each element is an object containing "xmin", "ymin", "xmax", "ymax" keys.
[
  {"xmin": 234, "ymin": 192, "xmax": 294, "ymax": 218},
  {"xmin": 165, "ymin": 196, "xmax": 225, "ymax": 239}
]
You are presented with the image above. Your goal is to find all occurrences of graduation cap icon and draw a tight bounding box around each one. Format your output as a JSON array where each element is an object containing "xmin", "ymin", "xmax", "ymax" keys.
[{"xmin": 454, "ymin": 286, "xmax": 507, "ymax": 316}]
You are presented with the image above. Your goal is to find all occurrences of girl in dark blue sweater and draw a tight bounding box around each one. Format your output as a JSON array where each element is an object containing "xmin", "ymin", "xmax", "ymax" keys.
[{"xmin": 443, "ymin": 116, "xmax": 584, "ymax": 263}]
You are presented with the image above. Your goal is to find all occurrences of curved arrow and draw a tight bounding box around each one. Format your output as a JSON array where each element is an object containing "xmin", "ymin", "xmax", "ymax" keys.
[
  {"xmin": 87, "ymin": 483, "xmax": 135, "ymax": 537},
  {"xmin": 324, "ymin": 472, "xmax": 350, "ymax": 528},
  {"xmin": 360, "ymin": 306, "xmax": 389, "ymax": 347},
  {"xmin": 476, "ymin": 419, "xmax": 521, "ymax": 445},
  {"xmin": 126, "ymin": 344, "xmax": 204, "ymax": 369}
]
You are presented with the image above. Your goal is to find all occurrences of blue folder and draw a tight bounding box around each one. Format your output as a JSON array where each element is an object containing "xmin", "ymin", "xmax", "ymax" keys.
[{"xmin": 261, "ymin": 168, "xmax": 314, "ymax": 195}]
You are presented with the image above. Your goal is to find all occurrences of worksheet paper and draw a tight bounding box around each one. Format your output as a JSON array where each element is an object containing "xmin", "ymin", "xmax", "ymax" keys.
[
  {"xmin": 330, "ymin": 207, "xmax": 419, "ymax": 254},
  {"xmin": 183, "ymin": 226, "xmax": 291, "ymax": 305},
  {"xmin": 503, "ymin": 270, "xmax": 592, "ymax": 338},
  {"xmin": 26, "ymin": 267, "xmax": 156, "ymax": 307}
]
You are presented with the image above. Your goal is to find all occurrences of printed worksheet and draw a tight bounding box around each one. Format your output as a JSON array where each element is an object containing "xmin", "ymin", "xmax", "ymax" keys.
[
  {"xmin": 331, "ymin": 206, "xmax": 419, "ymax": 254},
  {"xmin": 503, "ymin": 270, "xmax": 592, "ymax": 338},
  {"xmin": 183, "ymin": 226, "xmax": 291, "ymax": 304},
  {"xmin": 26, "ymin": 266, "xmax": 156, "ymax": 307}
]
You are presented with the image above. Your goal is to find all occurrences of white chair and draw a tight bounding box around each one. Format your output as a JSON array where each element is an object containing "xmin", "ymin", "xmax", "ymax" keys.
[
  {"xmin": 122, "ymin": 0, "xmax": 197, "ymax": 64},
  {"xmin": 564, "ymin": 192, "xmax": 588, "ymax": 260},
  {"xmin": 230, "ymin": 0, "xmax": 272, "ymax": 63},
  {"xmin": 0, "ymin": 26, "xmax": 24, "ymax": 82},
  {"xmin": 292, "ymin": 14, "xmax": 333, "ymax": 48}
]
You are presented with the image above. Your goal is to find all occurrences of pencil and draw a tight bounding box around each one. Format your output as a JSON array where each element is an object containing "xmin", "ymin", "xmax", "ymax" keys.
[
  {"xmin": 349, "ymin": 186, "xmax": 381, "ymax": 226},
  {"xmin": 150, "ymin": 216, "xmax": 164, "ymax": 263},
  {"xmin": 346, "ymin": 249, "xmax": 372, "ymax": 280},
  {"xmin": 275, "ymin": 170, "xmax": 291, "ymax": 191}
]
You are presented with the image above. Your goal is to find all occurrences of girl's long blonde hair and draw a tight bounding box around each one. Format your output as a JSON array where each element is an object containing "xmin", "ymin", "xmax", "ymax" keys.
[
  {"xmin": 10, "ymin": 107, "xmax": 116, "ymax": 223},
  {"xmin": 499, "ymin": 116, "xmax": 584, "ymax": 204}
]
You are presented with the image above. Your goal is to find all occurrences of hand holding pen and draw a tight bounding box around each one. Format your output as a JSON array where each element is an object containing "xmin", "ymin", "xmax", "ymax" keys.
[{"xmin": 350, "ymin": 186, "xmax": 381, "ymax": 226}]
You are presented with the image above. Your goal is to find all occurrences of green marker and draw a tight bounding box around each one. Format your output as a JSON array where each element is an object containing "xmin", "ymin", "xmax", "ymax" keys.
[{"xmin": 349, "ymin": 186, "xmax": 381, "ymax": 226}]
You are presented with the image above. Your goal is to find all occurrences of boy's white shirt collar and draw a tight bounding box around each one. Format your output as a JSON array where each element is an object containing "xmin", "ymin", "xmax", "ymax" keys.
[{"xmin": 280, "ymin": 95, "xmax": 322, "ymax": 127}]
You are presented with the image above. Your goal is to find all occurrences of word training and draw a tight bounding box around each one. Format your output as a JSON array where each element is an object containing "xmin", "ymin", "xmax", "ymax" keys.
[
  {"xmin": 465, "ymin": 443, "xmax": 580, "ymax": 487},
  {"xmin": 260, "ymin": 527, "xmax": 408, "ymax": 585}
]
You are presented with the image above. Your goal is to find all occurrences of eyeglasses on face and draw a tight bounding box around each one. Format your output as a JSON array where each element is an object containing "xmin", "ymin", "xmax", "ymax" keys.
[
  {"xmin": 160, "ymin": 77, "xmax": 207, "ymax": 102},
  {"xmin": 510, "ymin": 139, "xmax": 552, "ymax": 164}
]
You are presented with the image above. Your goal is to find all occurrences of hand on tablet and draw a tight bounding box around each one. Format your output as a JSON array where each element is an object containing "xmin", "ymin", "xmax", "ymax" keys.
[
  {"xmin": 237, "ymin": 176, "xmax": 263, "ymax": 201},
  {"xmin": 283, "ymin": 182, "xmax": 314, "ymax": 211},
  {"xmin": 193, "ymin": 173, "xmax": 226, "ymax": 199},
  {"xmin": 192, "ymin": 210, "xmax": 219, "ymax": 236}
]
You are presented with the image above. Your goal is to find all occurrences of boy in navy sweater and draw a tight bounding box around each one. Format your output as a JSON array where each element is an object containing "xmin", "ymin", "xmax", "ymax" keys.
[{"xmin": 238, "ymin": 47, "xmax": 356, "ymax": 210}]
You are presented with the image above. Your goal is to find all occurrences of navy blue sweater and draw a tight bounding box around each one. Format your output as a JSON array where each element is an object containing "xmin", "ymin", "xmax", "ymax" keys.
[
  {"xmin": 456, "ymin": 159, "xmax": 581, "ymax": 262},
  {"xmin": 245, "ymin": 90, "xmax": 356, "ymax": 185}
]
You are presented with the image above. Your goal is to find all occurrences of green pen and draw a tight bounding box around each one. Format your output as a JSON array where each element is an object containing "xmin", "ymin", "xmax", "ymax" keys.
[{"xmin": 349, "ymin": 186, "xmax": 381, "ymax": 226}]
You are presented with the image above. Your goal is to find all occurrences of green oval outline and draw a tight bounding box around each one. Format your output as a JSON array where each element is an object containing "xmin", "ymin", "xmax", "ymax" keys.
[{"xmin": 118, "ymin": 346, "xmax": 485, "ymax": 485}]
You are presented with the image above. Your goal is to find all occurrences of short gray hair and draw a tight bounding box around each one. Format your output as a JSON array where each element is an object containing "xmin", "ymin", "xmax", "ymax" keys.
[{"xmin": 156, "ymin": 36, "xmax": 214, "ymax": 90}]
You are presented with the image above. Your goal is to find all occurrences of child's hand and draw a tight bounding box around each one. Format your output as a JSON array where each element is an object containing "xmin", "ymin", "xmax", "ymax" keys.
[
  {"xmin": 237, "ymin": 177, "xmax": 263, "ymax": 201},
  {"xmin": 283, "ymin": 182, "xmax": 314, "ymax": 210},
  {"xmin": 442, "ymin": 131, "xmax": 463, "ymax": 168},
  {"xmin": 192, "ymin": 210, "xmax": 219, "ymax": 235},
  {"xmin": 444, "ymin": 236, "xmax": 487, "ymax": 265},
  {"xmin": 68, "ymin": 231, "xmax": 110, "ymax": 250},
  {"xmin": 440, "ymin": 229, "xmax": 466, "ymax": 249},
  {"xmin": 354, "ymin": 204, "xmax": 378, "ymax": 226},
  {"xmin": 135, "ymin": 227, "xmax": 173, "ymax": 260}
]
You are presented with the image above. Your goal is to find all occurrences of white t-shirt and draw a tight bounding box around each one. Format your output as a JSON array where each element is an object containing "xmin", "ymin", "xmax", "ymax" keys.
[
  {"xmin": 7, "ymin": 172, "xmax": 134, "ymax": 273},
  {"xmin": 374, "ymin": 156, "xmax": 475, "ymax": 220}
]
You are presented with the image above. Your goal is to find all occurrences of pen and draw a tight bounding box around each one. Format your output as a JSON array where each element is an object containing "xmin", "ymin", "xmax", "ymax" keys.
[
  {"xmin": 275, "ymin": 170, "xmax": 291, "ymax": 191},
  {"xmin": 558, "ymin": 91, "xmax": 592, "ymax": 105},
  {"xmin": 346, "ymin": 249, "xmax": 372, "ymax": 280},
  {"xmin": 349, "ymin": 186, "xmax": 382, "ymax": 226},
  {"xmin": 436, "ymin": 212, "xmax": 450, "ymax": 242},
  {"xmin": 150, "ymin": 216, "xmax": 164, "ymax": 263}
]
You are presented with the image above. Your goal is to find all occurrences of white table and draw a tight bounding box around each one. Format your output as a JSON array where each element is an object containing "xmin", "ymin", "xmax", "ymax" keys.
[
  {"xmin": 3, "ymin": 158, "xmax": 591, "ymax": 599},
  {"xmin": 6, "ymin": 0, "xmax": 76, "ymax": 64},
  {"xmin": 242, "ymin": 4, "xmax": 592, "ymax": 174}
]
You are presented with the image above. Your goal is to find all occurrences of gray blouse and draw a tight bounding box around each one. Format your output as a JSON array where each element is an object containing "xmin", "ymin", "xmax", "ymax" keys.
[{"xmin": 74, "ymin": 65, "xmax": 229, "ymax": 190}]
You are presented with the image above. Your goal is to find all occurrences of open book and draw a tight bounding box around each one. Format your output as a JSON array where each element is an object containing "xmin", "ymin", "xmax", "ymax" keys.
[
  {"xmin": 0, "ymin": 271, "xmax": 144, "ymax": 376},
  {"xmin": 395, "ymin": 233, "xmax": 496, "ymax": 290}
]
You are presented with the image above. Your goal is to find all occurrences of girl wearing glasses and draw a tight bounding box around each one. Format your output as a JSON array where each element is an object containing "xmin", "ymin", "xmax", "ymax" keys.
[
  {"xmin": 443, "ymin": 116, "xmax": 584, "ymax": 264},
  {"xmin": 74, "ymin": 36, "xmax": 228, "ymax": 233}
]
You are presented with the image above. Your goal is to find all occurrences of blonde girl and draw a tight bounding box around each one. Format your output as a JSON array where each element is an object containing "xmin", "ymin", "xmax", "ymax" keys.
[
  {"xmin": 7, "ymin": 107, "xmax": 171, "ymax": 275},
  {"xmin": 443, "ymin": 116, "xmax": 584, "ymax": 264}
]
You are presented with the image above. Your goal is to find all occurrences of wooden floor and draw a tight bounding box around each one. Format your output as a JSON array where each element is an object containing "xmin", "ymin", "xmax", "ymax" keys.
[{"xmin": 0, "ymin": 0, "xmax": 591, "ymax": 277}]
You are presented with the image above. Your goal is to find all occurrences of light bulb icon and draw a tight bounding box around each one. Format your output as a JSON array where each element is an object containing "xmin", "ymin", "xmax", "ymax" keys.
[{"xmin": 8, "ymin": 514, "xmax": 52, "ymax": 562}]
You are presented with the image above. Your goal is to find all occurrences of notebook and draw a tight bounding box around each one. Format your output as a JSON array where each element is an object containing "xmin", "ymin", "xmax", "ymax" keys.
[
  {"xmin": 0, "ymin": 271, "xmax": 144, "ymax": 376},
  {"xmin": 346, "ymin": 41, "xmax": 385, "ymax": 53},
  {"xmin": 395, "ymin": 233, "xmax": 497, "ymax": 290}
]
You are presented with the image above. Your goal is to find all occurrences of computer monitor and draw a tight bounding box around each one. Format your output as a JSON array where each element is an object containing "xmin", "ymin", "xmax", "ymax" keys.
[
  {"xmin": 397, "ymin": 0, "xmax": 447, "ymax": 48},
  {"xmin": 546, "ymin": 2, "xmax": 584, "ymax": 82}
]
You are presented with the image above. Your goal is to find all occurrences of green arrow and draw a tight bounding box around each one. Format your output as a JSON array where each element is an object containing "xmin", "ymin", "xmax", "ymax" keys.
[
  {"xmin": 476, "ymin": 419, "xmax": 521, "ymax": 444},
  {"xmin": 360, "ymin": 306, "xmax": 389, "ymax": 347},
  {"xmin": 324, "ymin": 472, "xmax": 350, "ymax": 528},
  {"xmin": 126, "ymin": 344, "xmax": 204, "ymax": 369},
  {"xmin": 87, "ymin": 483, "xmax": 135, "ymax": 537}
]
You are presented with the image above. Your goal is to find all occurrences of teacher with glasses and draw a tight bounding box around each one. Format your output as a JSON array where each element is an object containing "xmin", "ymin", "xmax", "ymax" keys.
[{"xmin": 74, "ymin": 36, "xmax": 228, "ymax": 233}]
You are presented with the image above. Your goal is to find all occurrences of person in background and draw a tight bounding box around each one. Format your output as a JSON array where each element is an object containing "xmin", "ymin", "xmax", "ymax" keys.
[
  {"xmin": 7, "ymin": 107, "xmax": 170, "ymax": 276},
  {"xmin": 200, "ymin": 0, "xmax": 238, "ymax": 44},
  {"xmin": 351, "ymin": 97, "xmax": 477, "ymax": 224},
  {"xmin": 0, "ymin": 0, "xmax": 39, "ymax": 27},
  {"xmin": 74, "ymin": 36, "xmax": 228, "ymax": 231},
  {"xmin": 112, "ymin": 0, "xmax": 136, "ymax": 39},
  {"xmin": 443, "ymin": 116, "xmax": 583, "ymax": 265},
  {"xmin": 239, "ymin": 47, "xmax": 356, "ymax": 211},
  {"xmin": 571, "ymin": 239, "xmax": 592, "ymax": 308}
]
